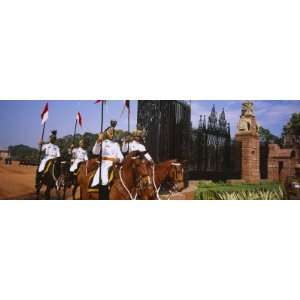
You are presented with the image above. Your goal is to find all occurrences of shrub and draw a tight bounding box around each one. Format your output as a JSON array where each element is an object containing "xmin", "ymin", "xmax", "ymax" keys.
[{"xmin": 195, "ymin": 181, "xmax": 285, "ymax": 200}]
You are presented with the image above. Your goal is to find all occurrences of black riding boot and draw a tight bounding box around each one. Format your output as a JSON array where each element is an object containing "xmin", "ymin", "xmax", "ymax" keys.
[
  {"xmin": 101, "ymin": 185, "xmax": 110, "ymax": 200},
  {"xmin": 35, "ymin": 172, "xmax": 42, "ymax": 189},
  {"xmin": 70, "ymin": 172, "xmax": 76, "ymax": 186}
]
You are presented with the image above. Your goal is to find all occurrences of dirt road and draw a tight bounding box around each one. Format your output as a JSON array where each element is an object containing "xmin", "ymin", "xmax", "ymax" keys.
[
  {"xmin": 0, "ymin": 161, "xmax": 36, "ymax": 199},
  {"xmin": 0, "ymin": 161, "xmax": 196, "ymax": 200}
]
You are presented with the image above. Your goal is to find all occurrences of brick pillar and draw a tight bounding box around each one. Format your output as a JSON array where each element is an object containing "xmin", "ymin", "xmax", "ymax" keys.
[{"xmin": 235, "ymin": 132, "xmax": 261, "ymax": 183}]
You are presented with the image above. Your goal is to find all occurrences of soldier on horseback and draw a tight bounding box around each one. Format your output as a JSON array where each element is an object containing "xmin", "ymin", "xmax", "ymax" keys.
[
  {"xmin": 36, "ymin": 130, "xmax": 61, "ymax": 187},
  {"xmin": 91, "ymin": 122, "xmax": 124, "ymax": 199},
  {"xmin": 69, "ymin": 138, "xmax": 89, "ymax": 186},
  {"xmin": 122, "ymin": 129, "xmax": 153, "ymax": 162}
]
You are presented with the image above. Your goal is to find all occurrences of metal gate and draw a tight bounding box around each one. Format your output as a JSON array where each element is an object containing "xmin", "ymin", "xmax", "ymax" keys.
[
  {"xmin": 190, "ymin": 105, "xmax": 240, "ymax": 180},
  {"xmin": 137, "ymin": 100, "xmax": 191, "ymax": 185}
]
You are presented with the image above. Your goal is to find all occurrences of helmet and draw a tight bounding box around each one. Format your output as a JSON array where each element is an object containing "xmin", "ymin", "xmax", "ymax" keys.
[
  {"xmin": 79, "ymin": 139, "xmax": 87, "ymax": 148},
  {"xmin": 49, "ymin": 130, "xmax": 57, "ymax": 140},
  {"xmin": 132, "ymin": 129, "xmax": 144, "ymax": 138}
]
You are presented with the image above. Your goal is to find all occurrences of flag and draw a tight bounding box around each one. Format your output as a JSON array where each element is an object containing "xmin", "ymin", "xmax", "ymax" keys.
[
  {"xmin": 41, "ymin": 103, "xmax": 48, "ymax": 125},
  {"xmin": 95, "ymin": 100, "xmax": 106, "ymax": 104},
  {"xmin": 76, "ymin": 112, "xmax": 83, "ymax": 127},
  {"xmin": 125, "ymin": 100, "xmax": 130, "ymax": 112},
  {"xmin": 120, "ymin": 100, "xmax": 130, "ymax": 117}
]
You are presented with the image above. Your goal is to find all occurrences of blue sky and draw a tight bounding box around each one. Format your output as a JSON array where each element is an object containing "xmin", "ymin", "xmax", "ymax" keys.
[{"xmin": 0, "ymin": 100, "xmax": 299, "ymax": 148}]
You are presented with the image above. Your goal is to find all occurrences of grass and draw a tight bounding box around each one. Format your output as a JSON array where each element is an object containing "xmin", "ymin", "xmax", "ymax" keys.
[{"xmin": 195, "ymin": 180, "xmax": 285, "ymax": 200}]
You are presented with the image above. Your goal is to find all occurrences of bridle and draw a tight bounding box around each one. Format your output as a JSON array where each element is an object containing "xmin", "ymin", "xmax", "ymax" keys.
[
  {"xmin": 169, "ymin": 162, "xmax": 184, "ymax": 192},
  {"xmin": 134, "ymin": 157, "xmax": 155, "ymax": 199},
  {"xmin": 119, "ymin": 154, "xmax": 155, "ymax": 200}
]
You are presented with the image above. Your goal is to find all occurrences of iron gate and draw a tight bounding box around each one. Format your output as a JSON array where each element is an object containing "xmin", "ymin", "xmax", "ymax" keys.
[
  {"xmin": 137, "ymin": 100, "xmax": 192, "ymax": 186},
  {"xmin": 190, "ymin": 105, "xmax": 241, "ymax": 180}
]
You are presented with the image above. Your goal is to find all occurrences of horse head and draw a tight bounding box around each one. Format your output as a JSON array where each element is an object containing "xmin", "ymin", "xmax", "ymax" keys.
[
  {"xmin": 126, "ymin": 151, "xmax": 156, "ymax": 200},
  {"xmin": 168, "ymin": 160, "xmax": 185, "ymax": 192}
]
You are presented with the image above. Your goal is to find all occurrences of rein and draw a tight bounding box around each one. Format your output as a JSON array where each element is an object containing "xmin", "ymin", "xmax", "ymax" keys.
[
  {"xmin": 152, "ymin": 165, "xmax": 161, "ymax": 200},
  {"xmin": 119, "ymin": 166, "xmax": 137, "ymax": 200}
]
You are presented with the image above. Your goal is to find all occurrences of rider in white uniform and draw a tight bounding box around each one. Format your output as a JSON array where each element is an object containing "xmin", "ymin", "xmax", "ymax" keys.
[
  {"xmin": 122, "ymin": 129, "xmax": 153, "ymax": 162},
  {"xmin": 69, "ymin": 139, "xmax": 88, "ymax": 185},
  {"xmin": 38, "ymin": 130, "xmax": 61, "ymax": 173},
  {"xmin": 36, "ymin": 130, "xmax": 61, "ymax": 187},
  {"xmin": 92, "ymin": 124, "xmax": 124, "ymax": 199},
  {"xmin": 70, "ymin": 139, "xmax": 88, "ymax": 172}
]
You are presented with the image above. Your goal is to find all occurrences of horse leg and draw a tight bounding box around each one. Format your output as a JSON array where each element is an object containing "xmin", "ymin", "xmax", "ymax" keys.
[
  {"xmin": 55, "ymin": 187, "xmax": 61, "ymax": 200},
  {"xmin": 72, "ymin": 184, "xmax": 77, "ymax": 200},
  {"xmin": 36, "ymin": 187, "xmax": 40, "ymax": 200},
  {"xmin": 63, "ymin": 185, "xmax": 67, "ymax": 200},
  {"xmin": 45, "ymin": 186, "xmax": 51, "ymax": 200},
  {"xmin": 81, "ymin": 187, "xmax": 89, "ymax": 200}
]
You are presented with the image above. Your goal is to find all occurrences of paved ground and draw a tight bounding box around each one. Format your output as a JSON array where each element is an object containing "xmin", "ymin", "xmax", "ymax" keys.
[{"xmin": 160, "ymin": 181, "xmax": 197, "ymax": 200}]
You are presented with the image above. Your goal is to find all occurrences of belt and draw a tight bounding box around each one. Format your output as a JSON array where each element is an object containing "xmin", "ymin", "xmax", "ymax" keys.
[{"xmin": 102, "ymin": 156, "xmax": 115, "ymax": 162}]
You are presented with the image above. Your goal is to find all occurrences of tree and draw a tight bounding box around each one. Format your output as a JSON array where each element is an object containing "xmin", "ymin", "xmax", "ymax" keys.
[
  {"xmin": 258, "ymin": 127, "xmax": 281, "ymax": 144},
  {"xmin": 282, "ymin": 113, "xmax": 300, "ymax": 147},
  {"xmin": 8, "ymin": 144, "xmax": 39, "ymax": 162}
]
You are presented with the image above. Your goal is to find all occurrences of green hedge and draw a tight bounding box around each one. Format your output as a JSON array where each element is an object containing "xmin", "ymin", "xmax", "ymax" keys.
[{"xmin": 195, "ymin": 181, "xmax": 285, "ymax": 200}]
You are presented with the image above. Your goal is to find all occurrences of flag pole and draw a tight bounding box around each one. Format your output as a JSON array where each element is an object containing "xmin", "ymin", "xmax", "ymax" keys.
[
  {"xmin": 127, "ymin": 103, "xmax": 130, "ymax": 151},
  {"xmin": 99, "ymin": 101, "xmax": 104, "ymax": 200},
  {"xmin": 37, "ymin": 122, "xmax": 46, "ymax": 171},
  {"xmin": 72, "ymin": 119, "xmax": 78, "ymax": 146}
]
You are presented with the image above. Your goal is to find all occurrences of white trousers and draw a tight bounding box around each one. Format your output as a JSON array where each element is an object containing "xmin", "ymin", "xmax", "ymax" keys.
[
  {"xmin": 70, "ymin": 159, "xmax": 84, "ymax": 172},
  {"xmin": 38, "ymin": 157, "xmax": 53, "ymax": 173},
  {"xmin": 91, "ymin": 160, "xmax": 113, "ymax": 187}
]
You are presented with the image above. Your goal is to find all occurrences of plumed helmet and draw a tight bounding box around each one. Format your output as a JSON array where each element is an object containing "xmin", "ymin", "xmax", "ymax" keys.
[
  {"xmin": 79, "ymin": 138, "xmax": 87, "ymax": 147},
  {"xmin": 132, "ymin": 129, "xmax": 144, "ymax": 138},
  {"xmin": 50, "ymin": 130, "xmax": 57, "ymax": 139}
]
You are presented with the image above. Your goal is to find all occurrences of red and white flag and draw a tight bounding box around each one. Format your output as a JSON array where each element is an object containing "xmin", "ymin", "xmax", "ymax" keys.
[
  {"xmin": 120, "ymin": 100, "xmax": 130, "ymax": 117},
  {"xmin": 76, "ymin": 112, "xmax": 83, "ymax": 127},
  {"xmin": 94, "ymin": 100, "xmax": 106, "ymax": 104},
  {"xmin": 41, "ymin": 103, "xmax": 49, "ymax": 125},
  {"xmin": 125, "ymin": 100, "xmax": 130, "ymax": 112}
]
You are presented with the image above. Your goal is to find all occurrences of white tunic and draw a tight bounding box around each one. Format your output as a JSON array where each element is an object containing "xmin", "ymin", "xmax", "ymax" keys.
[
  {"xmin": 122, "ymin": 140, "xmax": 152, "ymax": 161},
  {"xmin": 70, "ymin": 147, "xmax": 88, "ymax": 172},
  {"xmin": 92, "ymin": 139, "xmax": 124, "ymax": 186},
  {"xmin": 38, "ymin": 143, "xmax": 61, "ymax": 172}
]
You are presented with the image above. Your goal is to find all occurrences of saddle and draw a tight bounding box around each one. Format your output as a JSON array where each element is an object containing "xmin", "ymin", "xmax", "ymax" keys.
[
  {"xmin": 42, "ymin": 159, "xmax": 55, "ymax": 175},
  {"xmin": 73, "ymin": 161, "xmax": 84, "ymax": 176},
  {"xmin": 87, "ymin": 165, "xmax": 116, "ymax": 193}
]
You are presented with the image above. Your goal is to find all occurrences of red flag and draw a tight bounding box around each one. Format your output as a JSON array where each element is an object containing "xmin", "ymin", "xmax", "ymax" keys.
[
  {"xmin": 95, "ymin": 100, "xmax": 106, "ymax": 104},
  {"xmin": 76, "ymin": 112, "xmax": 83, "ymax": 127},
  {"xmin": 41, "ymin": 103, "xmax": 49, "ymax": 125}
]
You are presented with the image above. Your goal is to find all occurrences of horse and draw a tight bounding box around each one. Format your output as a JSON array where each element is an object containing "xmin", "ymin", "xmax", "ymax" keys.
[
  {"xmin": 149, "ymin": 160, "xmax": 185, "ymax": 200},
  {"xmin": 77, "ymin": 151, "xmax": 155, "ymax": 200},
  {"xmin": 36, "ymin": 159, "xmax": 65, "ymax": 199}
]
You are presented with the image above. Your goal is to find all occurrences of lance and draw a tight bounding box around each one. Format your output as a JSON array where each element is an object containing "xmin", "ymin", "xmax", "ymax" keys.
[
  {"xmin": 127, "ymin": 102, "xmax": 130, "ymax": 151},
  {"xmin": 37, "ymin": 102, "xmax": 48, "ymax": 171},
  {"xmin": 72, "ymin": 119, "xmax": 78, "ymax": 146},
  {"xmin": 38, "ymin": 122, "xmax": 46, "ymax": 168},
  {"xmin": 98, "ymin": 101, "xmax": 104, "ymax": 200}
]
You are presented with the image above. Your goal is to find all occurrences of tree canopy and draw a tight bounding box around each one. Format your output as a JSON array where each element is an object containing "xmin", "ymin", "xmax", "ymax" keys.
[
  {"xmin": 282, "ymin": 112, "xmax": 300, "ymax": 146},
  {"xmin": 258, "ymin": 127, "xmax": 281, "ymax": 144}
]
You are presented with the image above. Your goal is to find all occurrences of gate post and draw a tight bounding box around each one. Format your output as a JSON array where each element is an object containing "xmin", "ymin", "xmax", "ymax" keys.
[{"xmin": 235, "ymin": 101, "xmax": 261, "ymax": 183}]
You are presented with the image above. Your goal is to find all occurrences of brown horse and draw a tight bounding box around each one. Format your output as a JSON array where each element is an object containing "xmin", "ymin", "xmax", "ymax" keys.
[
  {"xmin": 77, "ymin": 151, "xmax": 155, "ymax": 200},
  {"xmin": 150, "ymin": 160, "xmax": 185, "ymax": 200}
]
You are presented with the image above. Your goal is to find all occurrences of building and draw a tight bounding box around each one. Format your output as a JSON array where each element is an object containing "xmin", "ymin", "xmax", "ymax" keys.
[{"xmin": 0, "ymin": 147, "xmax": 10, "ymax": 160}]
